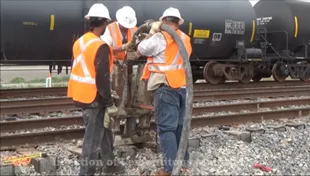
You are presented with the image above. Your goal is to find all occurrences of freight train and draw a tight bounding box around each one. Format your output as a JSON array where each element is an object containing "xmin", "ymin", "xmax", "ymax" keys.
[{"xmin": 1, "ymin": 0, "xmax": 309, "ymax": 84}]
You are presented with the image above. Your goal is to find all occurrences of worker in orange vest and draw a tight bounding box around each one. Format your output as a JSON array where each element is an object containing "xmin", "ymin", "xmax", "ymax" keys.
[
  {"xmin": 101, "ymin": 6, "xmax": 138, "ymax": 94},
  {"xmin": 101, "ymin": 6, "xmax": 137, "ymax": 61},
  {"xmin": 126, "ymin": 7, "xmax": 193, "ymax": 176},
  {"xmin": 67, "ymin": 3, "xmax": 125, "ymax": 175}
]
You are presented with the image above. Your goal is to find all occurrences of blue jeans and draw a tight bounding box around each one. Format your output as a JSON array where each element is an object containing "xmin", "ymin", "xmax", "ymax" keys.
[
  {"xmin": 153, "ymin": 85, "xmax": 189, "ymax": 173},
  {"xmin": 79, "ymin": 106, "xmax": 115, "ymax": 176}
]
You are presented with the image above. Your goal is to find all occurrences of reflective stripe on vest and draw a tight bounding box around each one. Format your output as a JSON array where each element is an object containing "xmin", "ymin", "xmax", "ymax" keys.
[
  {"xmin": 70, "ymin": 36, "xmax": 102, "ymax": 85},
  {"xmin": 109, "ymin": 22, "xmax": 135, "ymax": 46},
  {"xmin": 148, "ymin": 32, "xmax": 186, "ymax": 72}
]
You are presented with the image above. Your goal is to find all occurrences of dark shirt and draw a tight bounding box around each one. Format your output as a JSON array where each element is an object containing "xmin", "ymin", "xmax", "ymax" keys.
[{"xmin": 73, "ymin": 44, "xmax": 113, "ymax": 108}]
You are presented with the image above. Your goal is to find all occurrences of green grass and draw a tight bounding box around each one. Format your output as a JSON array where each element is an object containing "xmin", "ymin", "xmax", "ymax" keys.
[{"xmin": 8, "ymin": 76, "xmax": 69, "ymax": 84}]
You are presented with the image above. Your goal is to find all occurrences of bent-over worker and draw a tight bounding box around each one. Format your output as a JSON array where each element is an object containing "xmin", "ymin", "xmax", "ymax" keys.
[
  {"xmin": 125, "ymin": 7, "xmax": 193, "ymax": 176},
  {"xmin": 101, "ymin": 6, "xmax": 138, "ymax": 94},
  {"xmin": 67, "ymin": 3, "xmax": 125, "ymax": 175}
]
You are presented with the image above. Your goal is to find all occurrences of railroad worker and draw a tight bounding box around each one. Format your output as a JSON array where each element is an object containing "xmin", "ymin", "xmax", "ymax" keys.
[
  {"xmin": 100, "ymin": 6, "xmax": 138, "ymax": 93},
  {"xmin": 129, "ymin": 7, "xmax": 192, "ymax": 176},
  {"xmin": 67, "ymin": 3, "xmax": 125, "ymax": 175}
]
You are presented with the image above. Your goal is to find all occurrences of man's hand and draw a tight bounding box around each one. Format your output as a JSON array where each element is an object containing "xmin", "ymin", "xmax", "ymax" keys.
[
  {"xmin": 122, "ymin": 41, "xmax": 135, "ymax": 52},
  {"xmin": 103, "ymin": 112, "xmax": 111, "ymax": 128},
  {"xmin": 111, "ymin": 89, "xmax": 120, "ymax": 99},
  {"xmin": 103, "ymin": 111, "xmax": 115, "ymax": 129},
  {"xmin": 106, "ymin": 104, "xmax": 118, "ymax": 116},
  {"xmin": 149, "ymin": 21, "xmax": 163, "ymax": 34}
]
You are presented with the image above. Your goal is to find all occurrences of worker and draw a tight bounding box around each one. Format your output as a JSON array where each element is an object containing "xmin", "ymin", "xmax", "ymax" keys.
[
  {"xmin": 67, "ymin": 3, "xmax": 125, "ymax": 175},
  {"xmin": 124, "ymin": 7, "xmax": 192, "ymax": 176},
  {"xmin": 100, "ymin": 6, "xmax": 138, "ymax": 94},
  {"xmin": 101, "ymin": 6, "xmax": 137, "ymax": 61}
]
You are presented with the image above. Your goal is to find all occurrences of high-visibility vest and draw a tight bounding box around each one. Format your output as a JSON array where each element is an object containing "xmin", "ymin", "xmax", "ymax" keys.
[
  {"xmin": 67, "ymin": 32, "xmax": 114, "ymax": 104},
  {"xmin": 140, "ymin": 30, "xmax": 192, "ymax": 89},
  {"xmin": 107, "ymin": 21, "xmax": 137, "ymax": 60}
]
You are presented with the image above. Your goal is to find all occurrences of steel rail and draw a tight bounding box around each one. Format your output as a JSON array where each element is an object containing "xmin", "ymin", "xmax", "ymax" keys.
[
  {"xmin": 0, "ymin": 80, "xmax": 307, "ymax": 99},
  {"xmin": 1, "ymin": 107, "xmax": 309, "ymax": 150},
  {"xmin": 194, "ymin": 87, "xmax": 310, "ymax": 101},
  {"xmin": 1, "ymin": 98, "xmax": 309, "ymax": 133},
  {"xmin": 1, "ymin": 87, "xmax": 310, "ymax": 118},
  {"xmin": 0, "ymin": 87, "xmax": 66, "ymax": 99}
]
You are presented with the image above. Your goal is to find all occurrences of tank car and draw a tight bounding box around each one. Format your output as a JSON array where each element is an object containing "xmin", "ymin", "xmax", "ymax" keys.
[
  {"xmin": 103, "ymin": 0, "xmax": 262, "ymax": 84},
  {"xmin": 1, "ymin": 0, "xmax": 262, "ymax": 83},
  {"xmin": 253, "ymin": 0, "xmax": 310, "ymax": 82}
]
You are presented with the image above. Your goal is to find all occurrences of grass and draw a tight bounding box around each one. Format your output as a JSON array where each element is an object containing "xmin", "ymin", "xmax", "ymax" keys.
[
  {"xmin": 0, "ymin": 76, "xmax": 69, "ymax": 89},
  {"xmin": 8, "ymin": 76, "xmax": 69, "ymax": 84}
]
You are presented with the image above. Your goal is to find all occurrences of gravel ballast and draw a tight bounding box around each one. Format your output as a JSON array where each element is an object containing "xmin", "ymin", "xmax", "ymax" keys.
[{"xmin": 1, "ymin": 116, "xmax": 309, "ymax": 175}]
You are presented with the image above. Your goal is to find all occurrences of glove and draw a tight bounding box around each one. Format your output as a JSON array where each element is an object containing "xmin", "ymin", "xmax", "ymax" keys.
[
  {"xmin": 149, "ymin": 21, "xmax": 163, "ymax": 34},
  {"xmin": 127, "ymin": 51, "xmax": 139, "ymax": 60},
  {"xmin": 122, "ymin": 41, "xmax": 135, "ymax": 51},
  {"xmin": 103, "ymin": 111, "xmax": 111, "ymax": 128},
  {"xmin": 103, "ymin": 111, "xmax": 115, "ymax": 129},
  {"xmin": 106, "ymin": 104, "xmax": 118, "ymax": 116},
  {"xmin": 111, "ymin": 89, "xmax": 120, "ymax": 99}
]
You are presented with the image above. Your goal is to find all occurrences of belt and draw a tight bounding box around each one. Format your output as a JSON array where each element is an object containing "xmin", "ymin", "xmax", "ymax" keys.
[{"xmin": 158, "ymin": 84, "xmax": 186, "ymax": 89}]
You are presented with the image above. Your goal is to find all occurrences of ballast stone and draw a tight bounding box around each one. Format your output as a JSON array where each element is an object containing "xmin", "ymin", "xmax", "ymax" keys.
[{"xmin": 31, "ymin": 157, "xmax": 57, "ymax": 174}]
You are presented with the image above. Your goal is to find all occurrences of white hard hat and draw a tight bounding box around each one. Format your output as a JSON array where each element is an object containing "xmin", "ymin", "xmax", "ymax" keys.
[
  {"xmin": 116, "ymin": 6, "xmax": 137, "ymax": 29},
  {"xmin": 159, "ymin": 7, "xmax": 184, "ymax": 25},
  {"xmin": 84, "ymin": 3, "xmax": 111, "ymax": 20}
]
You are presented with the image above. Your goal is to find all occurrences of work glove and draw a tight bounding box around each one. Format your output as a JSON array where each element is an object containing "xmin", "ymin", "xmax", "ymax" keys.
[
  {"xmin": 106, "ymin": 104, "xmax": 118, "ymax": 116},
  {"xmin": 111, "ymin": 89, "xmax": 120, "ymax": 100},
  {"xmin": 122, "ymin": 41, "xmax": 135, "ymax": 51},
  {"xmin": 103, "ymin": 111, "xmax": 110, "ymax": 128},
  {"xmin": 149, "ymin": 21, "xmax": 163, "ymax": 34},
  {"xmin": 127, "ymin": 51, "xmax": 139, "ymax": 60},
  {"xmin": 103, "ymin": 111, "xmax": 114, "ymax": 129}
]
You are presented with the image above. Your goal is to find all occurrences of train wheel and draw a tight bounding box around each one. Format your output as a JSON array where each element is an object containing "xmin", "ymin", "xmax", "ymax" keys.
[
  {"xmin": 252, "ymin": 75, "xmax": 262, "ymax": 82},
  {"xmin": 239, "ymin": 74, "xmax": 252, "ymax": 84},
  {"xmin": 203, "ymin": 61, "xmax": 222, "ymax": 84},
  {"xmin": 300, "ymin": 73, "xmax": 310, "ymax": 81},
  {"xmin": 300, "ymin": 62, "xmax": 310, "ymax": 82},
  {"xmin": 272, "ymin": 61, "xmax": 287, "ymax": 82},
  {"xmin": 220, "ymin": 77, "xmax": 226, "ymax": 83}
]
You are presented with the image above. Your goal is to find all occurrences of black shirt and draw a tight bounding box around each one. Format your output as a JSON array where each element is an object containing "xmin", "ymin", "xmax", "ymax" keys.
[{"xmin": 73, "ymin": 44, "xmax": 113, "ymax": 108}]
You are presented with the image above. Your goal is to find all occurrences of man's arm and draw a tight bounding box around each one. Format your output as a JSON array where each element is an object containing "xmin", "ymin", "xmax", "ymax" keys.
[
  {"xmin": 94, "ymin": 44, "xmax": 114, "ymax": 107},
  {"xmin": 100, "ymin": 27, "xmax": 125, "ymax": 53},
  {"xmin": 101, "ymin": 28, "xmax": 113, "ymax": 46},
  {"xmin": 137, "ymin": 33, "xmax": 166, "ymax": 57}
]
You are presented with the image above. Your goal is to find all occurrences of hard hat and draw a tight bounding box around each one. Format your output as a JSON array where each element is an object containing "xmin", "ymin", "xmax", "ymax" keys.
[
  {"xmin": 159, "ymin": 7, "xmax": 184, "ymax": 25},
  {"xmin": 115, "ymin": 6, "xmax": 137, "ymax": 29},
  {"xmin": 84, "ymin": 3, "xmax": 111, "ymax": 20}
]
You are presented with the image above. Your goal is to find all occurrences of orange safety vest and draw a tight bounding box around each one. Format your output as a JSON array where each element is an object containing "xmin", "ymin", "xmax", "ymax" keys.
[
  {"xmin": 67, "ymin": 32, "xmax": 114, "ymax": 103},
  {"xmin": 140, "ymin": 30, "xmax": 192, "ymax": 89},
  {"xmin": 107, "ymin": 21, "xmax": 137, "ymax": 60}
]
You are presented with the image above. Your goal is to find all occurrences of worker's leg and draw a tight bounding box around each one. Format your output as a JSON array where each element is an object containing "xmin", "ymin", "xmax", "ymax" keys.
[
  {"xmin": 153, "ymin": 85, "xmax": 180, "ymax": 174},
  {"xmin": 100, "ymin": 113, "xmax": 125, "ymax": 173},
  {"xmin": 79, "ymin": 106, "xmax": 105, "ymax": 176},
  {"xmin": 100, "ymin": 127, "xmax": 114, "ymax": 164},
  {"xmin": 176, "ymin": 88, "xmax": 190, "ymax": 166}
]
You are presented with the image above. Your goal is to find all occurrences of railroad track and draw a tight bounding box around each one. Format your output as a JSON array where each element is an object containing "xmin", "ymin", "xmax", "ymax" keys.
[
  {"xmin": 1, "ymin": 85, "xmax": 310, "ymax": 117},
  {"xmin": 0, "ymin": 80, "xmax": 308, "ymax": 99},
  {"xmin": 1, "ymin": 98, "xmax": 310, "ymax": 149}
]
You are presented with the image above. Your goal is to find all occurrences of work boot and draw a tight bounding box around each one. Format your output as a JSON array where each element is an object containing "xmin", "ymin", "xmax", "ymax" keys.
[
  {"xmin": 152, "ymin": 169, "xmax": 170, "ymax": 176},
  {"xmin": 181, "ymin": 168, "xmax": 190, "ymax": 176},
  {"xmin": 102, "ymin": 163, "xmax": 125, "ymax": 174}
]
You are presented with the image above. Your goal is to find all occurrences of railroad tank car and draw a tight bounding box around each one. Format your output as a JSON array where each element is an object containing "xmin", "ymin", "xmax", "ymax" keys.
[
  {"xmin": 253, "ymin": 0, "xmax": 310, "ymax": 82},
  {"xmin": 0, "ymin": 0, "xmax": 259, "ymax": 83}
]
